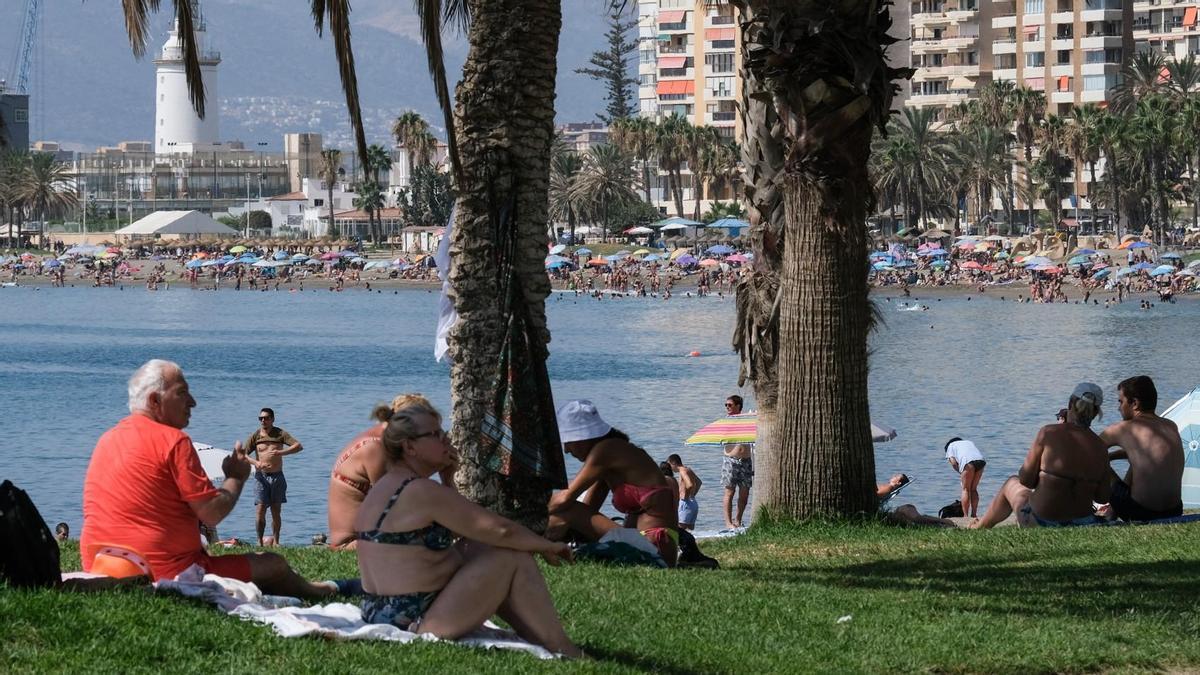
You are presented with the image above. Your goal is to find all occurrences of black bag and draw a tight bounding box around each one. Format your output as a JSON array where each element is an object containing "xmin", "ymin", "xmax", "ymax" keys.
[
  {"xmin": 0, "ymin": 480, "xmax": 62, "ymax": 588},
  {"xmin": 938, "ymin": 500, "xmax": 964, "ymax": 519}
]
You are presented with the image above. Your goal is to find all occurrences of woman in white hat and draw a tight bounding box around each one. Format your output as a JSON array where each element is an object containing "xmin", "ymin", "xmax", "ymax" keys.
[
  {"xmin": 546, "ymin": 400, "xmax": 679, "ymax": 566},
  {"xmin": 972, "ymin": 383, "xmax": 1111, "ymax": 528}
]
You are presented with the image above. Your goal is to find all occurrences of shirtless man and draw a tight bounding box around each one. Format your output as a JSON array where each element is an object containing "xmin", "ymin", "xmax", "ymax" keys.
[
  {"xmin": 667, "ymin": 454, "xmax": 702, "ymax": 531},
  {"xmin": 1099, "ymin": 376, "xmax": 1185, "ymax": 521},
  {"xmin": 237, "ymin": 408, "xmax": 303, "ymax": 546},
  {"xmin": 721, "ymin": 395, "xmax": 753, "ymax": 530}
]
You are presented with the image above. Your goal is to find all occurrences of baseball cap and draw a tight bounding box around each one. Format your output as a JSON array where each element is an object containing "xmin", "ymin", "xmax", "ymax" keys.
[{"xmin": 1071, "ymin": 382, "xmax": 1104, "ymax": 407}]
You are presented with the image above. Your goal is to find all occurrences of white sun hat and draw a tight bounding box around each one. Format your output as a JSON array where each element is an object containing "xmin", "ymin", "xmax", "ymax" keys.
[{"xmin": 556, "ymin": 399, "xmax": 613, "ymax": 444}]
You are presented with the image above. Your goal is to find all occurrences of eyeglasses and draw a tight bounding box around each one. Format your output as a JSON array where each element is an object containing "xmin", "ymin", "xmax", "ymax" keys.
[{"xmin": 412, "ymin": 429, "xmax": 449, "ymax": 442}]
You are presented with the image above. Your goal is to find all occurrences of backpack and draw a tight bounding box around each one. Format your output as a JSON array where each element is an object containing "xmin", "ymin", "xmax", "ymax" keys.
[
  {"xmin": 938, "ymin": 500, "xmax": 964, "ymax": 519},
  {"xmin": 0, "ymin": 480, "xmax": 62, "ymax": 588}
]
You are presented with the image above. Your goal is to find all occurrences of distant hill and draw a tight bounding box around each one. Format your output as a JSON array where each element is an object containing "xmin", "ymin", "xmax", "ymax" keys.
[{"xmin": 0, "ymin": 0, "xmax": 618, "ymax": 150}]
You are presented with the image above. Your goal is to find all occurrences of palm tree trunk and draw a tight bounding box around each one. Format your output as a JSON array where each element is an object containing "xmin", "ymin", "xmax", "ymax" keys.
[
  {"xmin": 672, "ymin": 169, "xmax": 686, "ymax": 218},
  {"xmin": 642, "ymin": 158, "xmax": 653, "ymax": 205},
  {"xmin": 327, "ymin": 184, "xmax": 336, "ymax": 237},
  {"xmin": 1088, "ymin": 160, "xmax": 1098, "ymax": 236},
  {"xmin": 448, "ymin": 0, "xmax": 562, "ymax": 530},
  {"xmin": 1025, "ymin": 144, "xmax": 1035, "ymax": 231}
]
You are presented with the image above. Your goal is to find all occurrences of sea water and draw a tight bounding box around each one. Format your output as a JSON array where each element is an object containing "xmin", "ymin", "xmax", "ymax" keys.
[{"xmin": 0, "ymin": 284, "xmax": 1195, "ymax": 541}]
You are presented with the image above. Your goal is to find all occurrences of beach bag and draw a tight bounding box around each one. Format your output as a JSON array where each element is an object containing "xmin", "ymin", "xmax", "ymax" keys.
[
  {"xmin": 938, "ymin": 500, "xmax": 964, "ymax": 519},
  {"xmin": 0, "ymin": 480, "xmax": 61, "ymax": 588}
]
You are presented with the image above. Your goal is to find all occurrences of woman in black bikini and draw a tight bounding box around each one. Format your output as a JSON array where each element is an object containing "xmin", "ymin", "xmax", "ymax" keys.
[
  {"xmin": 354, "ymin": 400, "xmax": 581, "ymax": 657},
  {"xmin": 972, "ymin": 383, "xmax": 1112, "ymax": 528}
]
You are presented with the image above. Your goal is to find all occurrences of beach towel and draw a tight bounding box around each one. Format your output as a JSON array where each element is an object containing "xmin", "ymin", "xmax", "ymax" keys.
[{"xmin": 149, "ymin": 565, "xmax": 556, "ymax": 659}]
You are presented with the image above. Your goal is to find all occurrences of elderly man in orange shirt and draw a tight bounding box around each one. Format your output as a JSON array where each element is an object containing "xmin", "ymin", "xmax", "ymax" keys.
[{"xmin": 80, "ymin": 359, "xmax": 346, "ymax": 598}]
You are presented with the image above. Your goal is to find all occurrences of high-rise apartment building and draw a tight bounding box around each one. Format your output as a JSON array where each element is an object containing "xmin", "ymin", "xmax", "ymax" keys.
[
  {"xmin": 1131, "ymin": 1, "xmax": 1200, "ymax": 60},
  {"xmin": 907, "ymin": 0, "xmax": 994, "ymax": 113}
]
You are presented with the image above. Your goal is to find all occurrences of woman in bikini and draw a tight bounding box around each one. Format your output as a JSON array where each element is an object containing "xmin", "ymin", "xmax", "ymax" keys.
[
  {"xmin": 327, "ymin": 394, "xmax": 443, "ymax": 549},
  {"xmin": 355, "ymin": 399, "xmax": 580, "ymax": 657},
  {"xmin": 546, "ymin": 400, "xmax": 680, "ymax": 566},
  {"xmin": 972, "ymin": 383, "xmax": 1112, "ymax": 528}
]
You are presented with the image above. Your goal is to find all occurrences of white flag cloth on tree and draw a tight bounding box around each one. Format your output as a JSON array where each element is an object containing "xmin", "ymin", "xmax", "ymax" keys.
[{"xmin": 434, "ymin": 207, "xmax": 457, "ymax": 363}]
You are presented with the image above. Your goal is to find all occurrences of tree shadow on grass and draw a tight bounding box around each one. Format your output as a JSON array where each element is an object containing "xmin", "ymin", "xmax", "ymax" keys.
[
  {"xmin": 741, "ymin": 553, "xmax": 1200, "ymax": 619},
  {"xmin": 583, "ymin": 645, "xmax": 724, "ymax": 675}
]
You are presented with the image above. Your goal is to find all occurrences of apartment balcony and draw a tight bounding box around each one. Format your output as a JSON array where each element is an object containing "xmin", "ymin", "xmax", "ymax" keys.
[
  {"xmin": 706, "ymin": 14, "xmax": 736, "ymax": 28},
  {"xmin": 1081, "ymin": 61, "xmax": 1121, "ymax": 75},
  {"xmin": 993, "ymin": 39, "xmax": 1017, "ymax": 54},
  {"xmin": 912, "ymin": 9, "xmax": 978, "ymax": 27},
  {"xmin": 1051, "ymin": 90, "xmax": 1076, "ymax": 104},
  {"xmin": 907, "ymin": 91, "xmax": 971, "ymax": 107},
  {"xmin": 1051, "ymin": 11, "xmax": 1073, "ymax": 25},
  {"xmin": 658, "ymin": 44, "xmax": 690, "ymax": 55},
  {"xmin": 706, "ymin": 88, "xmax": 736, "ymax": 100},
  {"xmin": 992, "ymin": 14, "xmax": 1017, "ymax": 30},
  {"xmin": 1051, "ymin": 64, "xmax": 1074, "ymax": 77},
  {"xmin": 911, "ymin": 36, "xmax": 978, "ymax": 52},
  {"xmin": 1080, "ymin": 8, "xmax": 1127, "ymax": 22},
  {"xmin": 704, "ymin": 67, "xmax": 737, "ymax": 78},
  {"xmin": 1051, "ymin": 37, "xmax": 1074, "ymax": 51},
  {"xmin": 706, "ymin": 111, "xmax": 737, "ymax": 125},
  {"xmin": 1080, "ymin": 34, "xmax": 1125, "ymax": 48},
  {"xmin": 993, "ymin": 67, "xmax": 1017, "ymax": 81},
  {"xmin": 912, "ymin": 64, "xmax": 981, "ymax": 80},
  {"xmin": 1079, "ymin": 88, "xmax": 1109, "ymax": 103}
]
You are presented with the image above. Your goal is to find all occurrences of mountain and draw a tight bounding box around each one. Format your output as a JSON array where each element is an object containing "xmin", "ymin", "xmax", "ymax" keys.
[{"xmin": 0, "ymin": 0, "xmax": 621, "ymax": 150}]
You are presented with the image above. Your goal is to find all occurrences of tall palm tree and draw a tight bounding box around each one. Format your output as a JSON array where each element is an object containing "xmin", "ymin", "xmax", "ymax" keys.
[
  {"xmin": 1095, "ymin": 110, "xmax": 1129, "ymax": 238},
  {"xmin": 0, "ymin": 152, "xmax": 29, "ymax": 247},
  {"xmin": 685, "ymin": 125, "xmax": 720, "ymax": 221},
  {"xmin": 611, "ymin": 116, "xmax": 657, "ymax": 205},
  {"xmin": 1112, "ymin": 50, "xmax": 1167, "ymax": 113},
  {"xmin": 655, "ymin": 114, "xmax": 690, "ymax": 217},
  {"xmin": 1008, "ymin": 87, "xmax": 1046, "ymax": 230},
  {"xmin": 364, "ymin": 143, "xmax": 393, "ymax": 243},
  {"xmin": 547, "ymin": 136, "xmax": 583, "ymax": 245},
  {"xmin": 1129, "ymin": 95, "xmax": 1178, "ymax": 244},
  {"xmin": 891, "ymin": 107, "xmax": 956, "ymax": 231},
  {"xmin": 391, "ymin": 111, "xmax": 436, "ymax": 174},
  {"xmin": 955, "ymin": 126, "xmax": 1012, "ymax": 232},
  {"xmin": 17, "ymin": 153, "xmax": 78, "ymax": 249},
  {"xmin": 352, "ymin": 180, "xmax": 386, "ymax": 242},
  {"xmin": 730, "ymin": 0, "xmax": 908, "ymax": 517},
  {"xmin": 1177, "ymin": 96, "xmax": 1200, "ymax": 231},
  {"xmin": 1066, "ymin": 104, "xmax": 1103, "ymax": 232},
  {"xmin": 1034, "ymin": 114, "xmax": 1072, "ymax": 229},
  {"xmin": 570, "ymin": 143, "xmax": 641, "ymax": 242},
  {"xmin": 318, "ymin": 149, "xmax": 342, "ymax": 237},
  {"xmin": 1165, "ymin": 56, "xmax": 1200, "ymax": 101}
]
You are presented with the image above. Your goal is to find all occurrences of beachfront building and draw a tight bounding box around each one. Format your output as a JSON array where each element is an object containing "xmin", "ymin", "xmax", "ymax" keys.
[
  {"xmin": 1131, "ymin": 2, "xmax": 1200, "ymax": 60},
  {"xmin": 907, "ymin": 0, "xmax": 993, "ymax": 117}
]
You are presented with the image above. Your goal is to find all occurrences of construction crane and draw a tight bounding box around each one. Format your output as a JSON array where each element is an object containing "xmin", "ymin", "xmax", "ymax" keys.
[{"xmin": 5, "ymin": 0, "xmax": 42, "ymax": 94}]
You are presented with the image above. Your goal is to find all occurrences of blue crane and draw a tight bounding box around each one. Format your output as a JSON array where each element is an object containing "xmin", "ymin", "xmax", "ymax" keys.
[{"xmin": 6, "ymin": 0, "xmax": 42, "ymax": 94}]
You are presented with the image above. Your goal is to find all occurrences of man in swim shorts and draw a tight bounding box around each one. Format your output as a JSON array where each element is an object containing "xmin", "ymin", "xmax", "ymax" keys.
[
  {"xmin": 667, "ymin": 454, "xmax": 702, "ymax": 531},
  {"xmin": 238, "ymin": 407, "xmax": 303, "ymax": 546},
  {"xmin": 1099, "ymin": 376, "xmax": 1185, "ymax": 521},
  {"xmin": 721, "ymin": 395, "xmax": 753, "ymax": 530},
  {"xmin": 81, "ymin": 360, "xmax": 339, "ymax": 598}
]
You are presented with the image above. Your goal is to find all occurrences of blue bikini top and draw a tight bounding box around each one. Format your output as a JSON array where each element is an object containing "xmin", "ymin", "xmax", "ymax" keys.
[{"xmin": 358, "ymin": 477, "xmax": 455, "ymax": 551}]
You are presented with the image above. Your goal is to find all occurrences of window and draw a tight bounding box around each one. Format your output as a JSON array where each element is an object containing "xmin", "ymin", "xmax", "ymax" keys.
[
  {"xmin": 1057, "ymin": 50, "xmax": 1071, "ymax": 65},
  {"xmin": 706, "ymin": 76, "xmax": 735, "ymax": 96},
  {"xmin": 1025, "ymin": 77, "xmax": 1045, "ymax": 90},
  {"xmin": 711, "ymin": 39, "xmax": 735, "ymax": 49},
  {"xmin": 639, "ymin": 49, "xmax": 656, "ymax": 64},
  {"xmin": 1026, "ymin": 52, "xmax": 1045, "ymax": 67},
  {"xmin": 159, "ymin": 118, "xmax": 164, "ymax": 127},
  {"xmin": 1024, "ymin": 0, "xmax": 1044, "ymax": 13},
  {"xmin": 1084, "ymin": 75, "xmax": 1106, "ymax": 90},
  {"xmin": 14, "ymin": 108, "xmax": 28, "ymax": 123},
  {"xmin": 705, "ymin": 53, "xmax": 735, "ymax": 73},
  {"xmin": 640, "ymin": 73, "xmax": 657, "ymax": 86}
]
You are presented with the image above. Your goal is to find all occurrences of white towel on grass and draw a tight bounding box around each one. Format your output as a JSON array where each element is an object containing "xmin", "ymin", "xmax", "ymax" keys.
[{"xmin": 152, "ymin": 565, "xmax": 556, "ymax": 659}]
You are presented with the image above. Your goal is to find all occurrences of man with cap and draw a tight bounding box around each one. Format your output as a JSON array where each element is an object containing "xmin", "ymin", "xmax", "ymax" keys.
[
  {"xmin": 1098, "ymin": 375, "xmax": 1184, "ymax": 521},
  {"xmin": 972, "ymin": 382, "xmax": 1111, "ymax": 528}
]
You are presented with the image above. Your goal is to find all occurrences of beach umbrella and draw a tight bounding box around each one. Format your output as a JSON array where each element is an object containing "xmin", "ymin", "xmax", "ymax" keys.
[
  {"xmin": 42, "ymin": 259, "xmax": 62, "ymax": 268},
  {"xmin": 625, "ymin": 226, "xmax": 654, "ymax": 235},
  {"xmin": 545, "ymin": 254, "xmax": 570, "ymax": 265},
  {"xmin": 1176, "ymin": 269, "xmax": 1196, "ymax": 277},
  {"xmin": 1067, "ymin": 255, "xmax": 1093, "ymax": 267},
  {"xmin": 304, "ymin": 258, "xmax": 324, "ymax": 266},
  {"xmin": 251, "ymin": 259, "xmax": 277, "ymax": 267},
  {"xmin": 585, "ymin": 258, "xmax": 609, "ymax": 267},
  {"xmin": 994, "ymin": 251, "xmax": 1010, "ymax": 259},
  {"xmin": 319, "ymin": 252, "xmax": 340, "ymax": 261},
  {"xmin": 726, "ymin": 254, "xmax": 748, "ymax": 263},
  {"xmin": 1129, "ymin": 241, "xmax": 1151, "ymax": 249},
  {"xmin": 273, "ymin": 250, "xmax": 290, "ymax": 261},
  {"xmin": 643, "ymin": 254, "xmax": 663, "ymax": 262},
  {"xmin": 1092, "ymin": 268, "xmax": 1111, "ymax": 280},
  {"xmin": 291, "ymin": 253, "xmax": 310, "ymax": 262},
  {"xmin": 685, "ymin": 413, "xmax": 896, "ymax": 446},
  {"xmin": 1133, "ymin": 262, "xmax": 1154, "ymax": 271},
  {"xmin": 1031, "ymin": 264, "xmax": 1061, "ymax": 273},
  {"xmin": 1152, "ymin": 265, "xmax": 1176, "ymax": 276},
  {"xmin": 185, "ymin": 259, "xmax": 205, "ymax": 269},
  {"xmin": 1072, "ymin": 248, "xmax": 1097, "ymax": 256},
  {"xmin": 604, "ymin": 254, "xmax": 625, "ymax": 263},
  {"xmin": 575, "ymin": 247, "xmax": 593, "ymax": 255},
  {"xmin": 669, "ymin": 248, "xmax": 693, "ymax": 261},
  {"xmin": 698, "ymin": 258, "xmax": 720, "ymax": 267},
  {"xmin": 548, "ymin": 243, "xmax": 567, "ymax": 254},
  {"xmin": 339, "ymin": 249, "xmax": 358, "ymax": 257},
  {"xmin": 675, "ymin": 254, "xmax": 698, "ymax": 266},
  {"xmin": 1160, "ymin": 252, "xmax": 1182, "ymax": 260},
  {"xmin": 930, "ymin": 260, "xmax": 949, "ymax": 269},
  {"xmin": 1114, "ymin": 267, "xmax": 1136, "ymax": 278},
  {"xmin": 632, "ymin": 248, "xmax": 652, "ymax": 256},
  {"xmin": 961, "ymin": 261, "xmax": 983, "ymax": 270},
  {"xmin": 653, "ymin": 216, "xmax": 704, "ymax": 228},
  {"xmin": 229, "ymin": 245, "xmax": 247, "ymax": 254},
  {"xmin": 1161, "ymin": 388, "xmax": 1200, "ymax": 507},
  {"xmin": 707, "ymin": 217, "xmax": 750, "ymax": 230},
  {"xmin": 892, "ymin": 259, "xmax": 916, "ymax": 269},
  {"xmin": 705, "ymin": 244, "xmax": 734, "ymax": 255},
  {"xmin": 1021, "ymin": 256, "xmax": 1053, "ymax": 267},
  {"xmin": 869, "ymin": 251, "xmax": 892, "ymax": 259}
]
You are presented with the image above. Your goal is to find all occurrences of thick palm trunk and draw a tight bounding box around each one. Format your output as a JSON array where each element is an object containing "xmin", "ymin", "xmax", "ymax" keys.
[
  {"xmin": 1025, "ymin": 144, "xmax": 1035, "ymax": 230},
  {"xmin": 448, "ymin": 0, "xmax": 561, "ymax": 530},
  {"xmin": 327, "ymin": 185, "xmax": 336, "ymax": 237},
  {"xmin": 641, "ymin": 158, "xmax": 653, "ymax": 204}
]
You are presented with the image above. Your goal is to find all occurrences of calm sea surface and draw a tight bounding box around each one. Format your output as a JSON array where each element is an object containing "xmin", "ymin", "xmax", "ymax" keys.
[{"xmin": 0, "ymin": 284, "xmax": 1194, "ymax": 541}]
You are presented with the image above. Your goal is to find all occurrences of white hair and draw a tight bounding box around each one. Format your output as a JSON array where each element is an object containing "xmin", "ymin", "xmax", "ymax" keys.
[{"xmin": 128, "ymin": 359, "xmax": 180, "ymax": 413}]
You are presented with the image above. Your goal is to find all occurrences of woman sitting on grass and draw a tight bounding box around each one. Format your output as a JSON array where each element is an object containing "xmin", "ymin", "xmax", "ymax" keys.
[
  {"xmin": 327, "ymin": 393, "xmax": 433, "ymax": 549},
  {"xmin": 355, "ymin": 399, "xmax": 581, "ymax": 658},
  {"xmin": 545, "ymin": 400, "xmax": 679, "ymax": 567},
  {"xmin": 972, "ymin": 383, "xmax": 1111, "ymax": 528}
]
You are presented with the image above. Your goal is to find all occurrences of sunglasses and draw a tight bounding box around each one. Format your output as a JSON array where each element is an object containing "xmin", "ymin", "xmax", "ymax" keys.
[
  {"xmin": 412, "ymin": 429, "xmax": 449, "ymax": 442},
  {"xmin": 258, "ymin": 416, "xmax": 271, "ymax": 421}
]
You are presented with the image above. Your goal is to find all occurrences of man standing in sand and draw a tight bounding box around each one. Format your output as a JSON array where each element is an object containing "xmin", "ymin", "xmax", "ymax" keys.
[
  {"xmin": 1099, "ymin": 376, "xmax": 1184, "ymax": 521},
  {"xmin": 238, "ymin": 408, "xmax": 303, "ymax": 546},
  {"xmin": 667, "ymin": 454, "xmax": 702, "ymax": 531},
  {"xmin": 721, "ymin": 395, "xmax": 753, "ymax": 530}
]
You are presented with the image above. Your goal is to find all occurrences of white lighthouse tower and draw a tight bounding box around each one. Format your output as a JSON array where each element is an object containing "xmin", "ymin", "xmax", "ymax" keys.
[{"xmin": 153, "ymin": 0, "xmax": 220, "ymax": 154}]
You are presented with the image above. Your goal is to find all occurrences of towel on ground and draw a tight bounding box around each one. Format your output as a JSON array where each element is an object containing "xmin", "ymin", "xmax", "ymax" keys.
[{"xmin": 150, "ymin": 565, "xmax": 557, "ymax": 659}]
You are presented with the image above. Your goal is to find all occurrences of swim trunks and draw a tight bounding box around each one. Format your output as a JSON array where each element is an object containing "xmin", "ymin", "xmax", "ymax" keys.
[
  {"xmin": 721, "ymin": 456, "xmax": 753, "ymax": 489},
  {"xmin": 1019, "ymin": 504, "xmax": 1102, "ymax": 528},
  {"xmin": 361, "ymin": 591, "xmax": 439, "ymax": 631},
  {"xmin": 678, "ymin": 497, "xmax": 698, "ymax": 528},
  {"xmin": 1109, "ymin": 478, "xmax": 1182, "ymax": 522},
  {"xmin": 254, "ymin": 471, "xmax": 288, "ymax": 505}
]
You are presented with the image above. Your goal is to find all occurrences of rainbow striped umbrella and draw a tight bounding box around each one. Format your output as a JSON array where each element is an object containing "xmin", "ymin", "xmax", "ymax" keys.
[{"xmin": 684, "ymin": 413, "xmax": 897, "ymax": 446}]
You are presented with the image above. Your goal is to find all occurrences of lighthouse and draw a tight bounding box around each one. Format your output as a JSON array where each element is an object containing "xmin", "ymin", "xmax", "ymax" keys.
[{"xmin": 153, "ymin": 0, "xmax": 220, "ymax": 154}]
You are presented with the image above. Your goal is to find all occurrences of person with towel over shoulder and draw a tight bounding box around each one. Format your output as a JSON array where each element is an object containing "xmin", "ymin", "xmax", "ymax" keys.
[{"xmin": 945, "ymin": 437, "xmax": 986, "ymax": 518}]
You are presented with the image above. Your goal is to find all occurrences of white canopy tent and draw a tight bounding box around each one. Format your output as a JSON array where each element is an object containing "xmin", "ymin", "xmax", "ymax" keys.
[{"xmin": 113, "ymin": 211, "xmax": 238, "ymax": 240}]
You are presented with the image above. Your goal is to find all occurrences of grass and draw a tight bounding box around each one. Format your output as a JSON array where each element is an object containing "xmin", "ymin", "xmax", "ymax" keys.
[{"xmin": 4, "ymin": 522, "xmax": 1200, "ymax": 673}]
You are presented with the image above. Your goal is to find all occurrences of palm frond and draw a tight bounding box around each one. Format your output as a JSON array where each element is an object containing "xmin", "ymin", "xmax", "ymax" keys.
[
  {"xmin": 311, "ymin": 0, "xmax": 369, "ymax": 169},
  {"xmin": 413, "ymin": 0, "xmax": 464, "ymax": 188},
  {"xmin": 120, "ymin": 1, "xmax": 205, "ymax": 118},
  {"xmin": 121, "ymin": 0, "xmax": 159, "ymax": 58}
]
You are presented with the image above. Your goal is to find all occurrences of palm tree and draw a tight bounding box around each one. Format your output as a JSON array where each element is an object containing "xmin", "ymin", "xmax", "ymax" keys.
[
  {"xmin": 891, "ymin": 107, "xmax": 956, "ymax": 231},
  {"xmin": 1034, "ymin": 114, "xmax": 1072, "ymax": 229},
  {"xmin": 570, "ymin": 144, "xmax": 640, "ymax": 242},
  {"xmin": 547, "ymin": 136, "xmax": 583, "ymax": 245},
  {"xmin": 1095, "ymin": 110, "xmax": 1129, "ymax": 238},
  {"xmin": 1129, "ymin": 95, "xmax": 1178, "ymax": 244},
  {"xmin": 364, "ymin": 143, "xmax": 393, "ymax": 243},
  {"xmin": 1177, "ymin": 96, "xmax": 1200, "ymax": 231},
  {"xmin": 1008, "ymin": 86, "xmax": 1045, "ymax": 231},
  {"xmin": 610, "ymin": 116, "xmax": 657, "ymax": 205},
  {"xmin": 1165, "ymin": 56, "xmax": 1200, "ymax": 101},
  {"xmin": 685, "ymin": 125, "xmax": 721, "ymax": 221},
  {"xmin": 352, "ymin": 180, "xmax": 386, "ymax": 243},
  {"xmin": 0, "ymin": 152, "xmax": 29, "ymax": 247},
  {"xmin": 391, "ymin": 111, "xmax": 436, "ymax": 174},
  {"xmin": 17, "ymin": 153, "xmax": 78, "ymax": 249},
  {"xmin": 954, "ymin": 126, "xmax": 1011, "ymax": 232},
  {"xmin": 318, "ymin": 149, "xmax": 342, "ymax": 237},
  {"xmin": 730, "ymin": 0, "xmax": 907, "ymax": 518},
  {"xmin": 1112, "ymin": 51, "xmax": 1167, "ymax": 113},
  {"xmin": 1066, "ymin": 105, "xmax": 1103, "ymax": 232},
  {"xmin": 655, "ymin": 114, "xmax": 691, "ymax": 218}
]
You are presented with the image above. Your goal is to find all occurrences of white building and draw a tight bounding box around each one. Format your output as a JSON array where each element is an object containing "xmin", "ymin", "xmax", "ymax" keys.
[{"xmin": 154, "ymin": 0, "xmax": 221, "ymax": 154}]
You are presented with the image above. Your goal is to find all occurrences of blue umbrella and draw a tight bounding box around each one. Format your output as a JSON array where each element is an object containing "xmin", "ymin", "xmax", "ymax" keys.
[
  {"xmin": 872, "ymin": 261, "xmax": 894, "ymax": 271},
  {"xmin": 931, "ymin": 260, "xmax": 949, "ymax": 269},
  {"xmin": 1092, "ymin": 268, "xmax": 1111, "ymax": 280},
  {"xmin": 1072, "ymin": 248, "xmax": 1097, "ymax": 256},
  {"xmin": 291, "ymin": 253, "xmax": 310, "ymax": 262},
  {"xmin": 1133, "ymin": 262, "xmax": 1154, "ymax": 271},
  {"xmin": 575, "ymin": 247, "xmax": 592, "ymax": 255},
  {"xmin": 43, "ymin": 259, "xmax": 62, "ymax": 268},
  {"xmin": 185, "ymin": 259, "xmax": 205, "ymax": 269},
  {"xmin": 1129, "ymin": 241, "xmax": 1151, "ymax": 249},
  {"xmin": 644, "ymin": 254, "xmax": 663, "ymax": 262},
  {"xmin": 1152, "ymin": 265, "xmax": 1176, "ymax": 276},
  {"xmin": 549, "ymin": 243, "xmax": 567, "ymax": 255},
  {"xmin": 273, "ymin": 251, "xmax": 290, "ymax": 261},
  {"xmin": 1160, "ymin": 252, "xmax": 1182, "ymax": 260},
  {"xmin": 869, "ymin": 251, "xmax": 891, "ymax": 259},
  {"xmin": 604, "ymin": 254, "xmax": 625, "ymax": 263},
  {"xmin": 544, "ymin": 254, "xmax": 570, "ymax": 266},
  {"xmin": 1067, "ymin": 255, "xmax": 1093, "ymax": 267},
  {"xmin": 1022, "ymin": 256, "xmax": 1053, "ymax": 267},
  {"xmin": 893, "ymin": 259, "xmax": 916, "ymax": 269},
  {"xmin": 707, "ymin": 217, "xmax": 749, "ymax": 229},
  {"xmin": 706, "ymin": 244, "xmax": 734, "ymax": 255},
  {"xmin": 1161, "ymin": 387, "xmax": 1200, "ymax": 507},
  {"xmin": 675, "ymin": 254, "xmax": 698, "ymax": 266},
  {"xmin": 1115, "ymin": 267, "xmax": 1136, "ymax": 278}
]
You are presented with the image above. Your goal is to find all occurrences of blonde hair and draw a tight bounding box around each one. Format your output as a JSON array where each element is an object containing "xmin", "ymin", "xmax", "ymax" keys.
[
  {"xmin": 371, "ymin": 393, "xmax": 439, "ymax": 423},
  {"xmin": 1070, "ymin": 394, "xmax": 1102, "ymax": 427},
  {"xmin": 381, "ymin": 397, "xmax": 443, "ymax": 461}
]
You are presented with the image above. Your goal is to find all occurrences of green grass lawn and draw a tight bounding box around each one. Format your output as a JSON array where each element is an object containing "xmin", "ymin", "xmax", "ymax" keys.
[{"xmin": 4, "ymin": 521, "xmax": 1199, "ymax": 673}]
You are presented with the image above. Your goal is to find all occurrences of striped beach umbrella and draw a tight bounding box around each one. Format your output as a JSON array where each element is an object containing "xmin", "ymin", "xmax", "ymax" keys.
[{"xmin": 685, "ymin": 413, "xmax": 897, "ymax": 446}]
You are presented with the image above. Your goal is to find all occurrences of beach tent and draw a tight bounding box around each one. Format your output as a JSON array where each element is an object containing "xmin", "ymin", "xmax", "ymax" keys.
[
  {"xmin": 113, "ymin": 211, "xmax": 238, "ymax": 239},
  {"xmin": 1161, "ymin": 388, "xmax": 1200, "ymax": 507}
]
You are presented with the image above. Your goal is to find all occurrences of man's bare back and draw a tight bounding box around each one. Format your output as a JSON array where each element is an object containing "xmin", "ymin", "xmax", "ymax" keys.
[
  {"xmin": 678, "ymin": 465, "xmax": 702, "ymax": 500},
  {"xmin": 1101, "ymin": 415, "xmax": 1184, "ymax": 512}
]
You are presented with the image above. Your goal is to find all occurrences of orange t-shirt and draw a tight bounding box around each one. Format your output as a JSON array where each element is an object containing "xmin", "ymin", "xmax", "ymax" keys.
[{"xmin": 81, "ymin": 414, "xmax": 219, "ymax": 580}]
